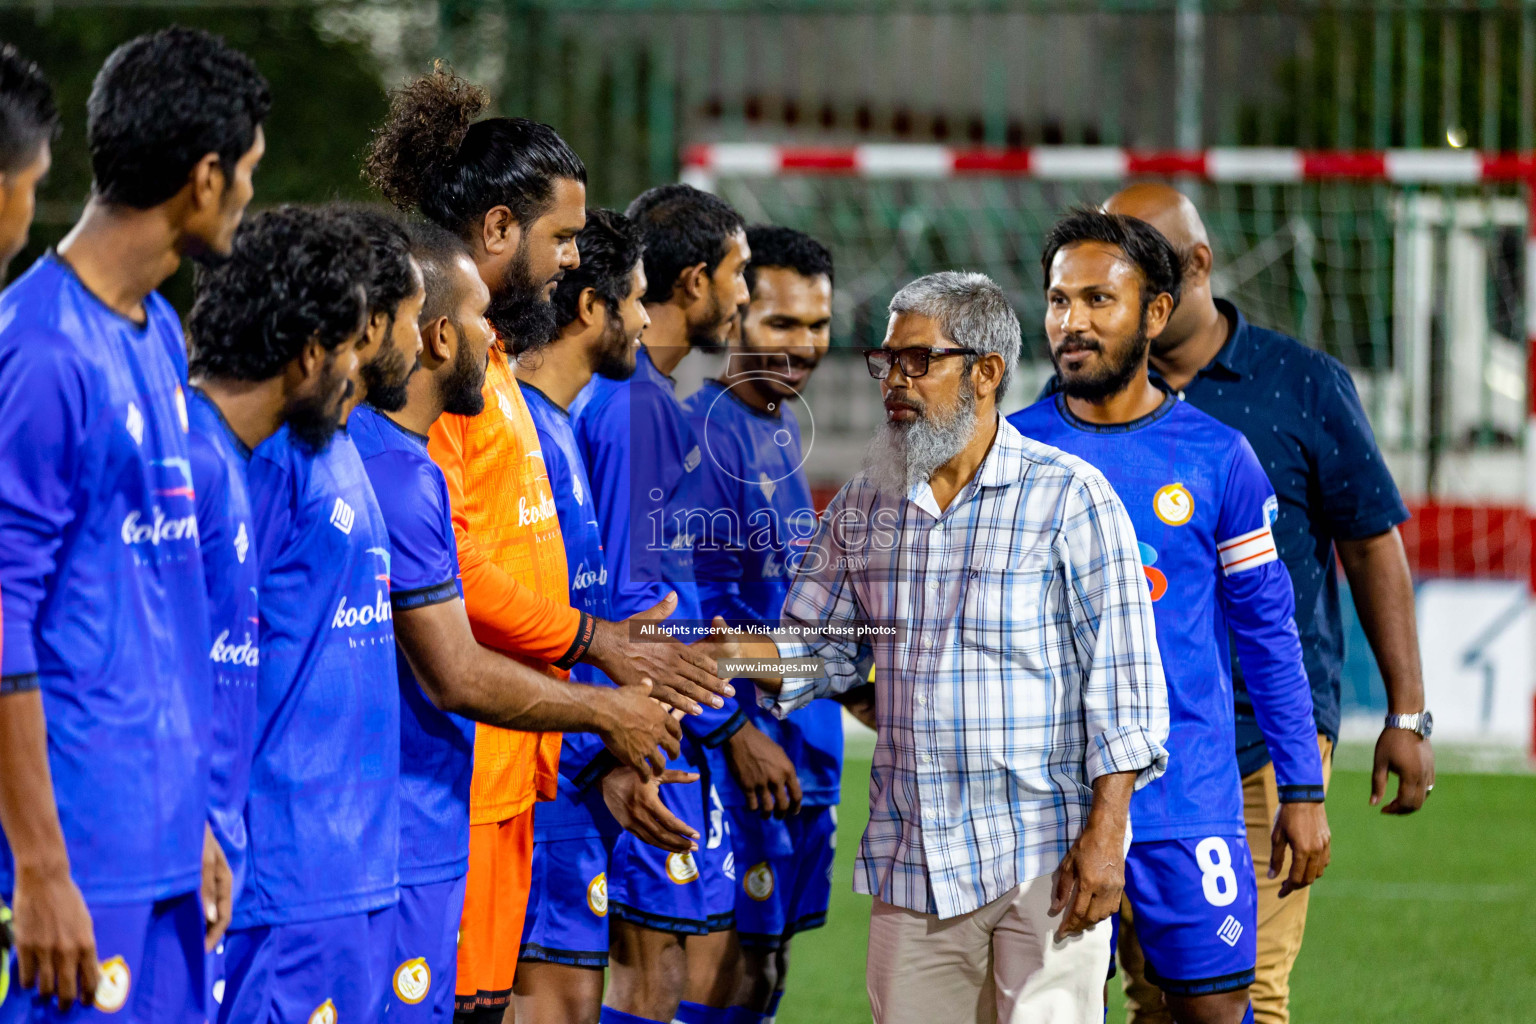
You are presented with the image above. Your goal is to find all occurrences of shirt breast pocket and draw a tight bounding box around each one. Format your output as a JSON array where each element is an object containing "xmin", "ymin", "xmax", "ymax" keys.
[{"xmin": 958, "ymin": 557, "xmax": 1057, "ymax": 669}]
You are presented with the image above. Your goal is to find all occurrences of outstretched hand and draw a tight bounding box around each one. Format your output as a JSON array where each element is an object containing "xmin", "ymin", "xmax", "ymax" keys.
[
  {"xmin": 601, "ymin": 767, "xmax": 701, "ymax": 853},
  {"xmin": 595, "ymin": 674, "xmax": 683, "ymax": 780},
  {"xmin": 587, "ymin": 595, "xmax": 735, "ymax": 717}
]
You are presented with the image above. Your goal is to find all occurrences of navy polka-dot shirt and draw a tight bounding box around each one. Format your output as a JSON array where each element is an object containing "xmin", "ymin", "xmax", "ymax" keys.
[{"xmin": 1162, "ymin": 301, "xmax": 1408, "ymax": 773}]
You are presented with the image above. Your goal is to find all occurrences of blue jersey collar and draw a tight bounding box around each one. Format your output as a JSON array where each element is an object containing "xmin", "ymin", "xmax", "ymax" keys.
[
  {"xmin": 1053, "ymin": 388, "xmax": 1177, "ymax": 435},
  {"xmin": 636, "ymin": 344, "xmax": 676, "ymax": 391},
  {"xmin": 518, "ymin": 380, "xmax": 570, "ymax": 419},
  {"xmin": 189, "ymin": 384, "xmax": 253, "ymax": 460}
]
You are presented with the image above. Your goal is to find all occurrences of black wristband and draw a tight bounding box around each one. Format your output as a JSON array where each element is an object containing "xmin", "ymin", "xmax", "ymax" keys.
[
  {"xmin": 0, "ymin": 672, "xmax": 40, "ymax": 695},
  {"xmin": 554, "ymin": 611, "xmax": 598, "ymax": 671}
]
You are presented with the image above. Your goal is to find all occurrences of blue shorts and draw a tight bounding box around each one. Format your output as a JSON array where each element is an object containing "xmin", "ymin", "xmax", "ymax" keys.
[
  {"xmin": 697, "ymin": 781, "xmax": 737, "ymax": 932},
  {"xmin": 383, "ymin": 876, "xmax": 466, "ymax": 1021},
  {"xmin": 217, "ymin": 904, "xmax": 397, "ymax": 1024},
  {"xmin": 608, "ymin": 775, "xmax": 734, "ymax": 936},
  {"xmin": 732, "ymin": 805, "xmax": 837, "ymax": 949},
  {"xmin": 1, "ymin": 891, "xmax": 204, "ymax": 1024},
  {"xmin": 1123, "ymin": 835, "xmax": 1258, "ymax": 996},
  {"xmin": 519, "ymin": 834, "xmax": 614, "ymax": 967}
]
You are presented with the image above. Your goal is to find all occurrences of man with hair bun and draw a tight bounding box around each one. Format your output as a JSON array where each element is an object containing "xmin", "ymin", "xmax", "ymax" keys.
[
  {"xmin": 0, "ymin": 27, "xmax": 267, "ymax": 1020},
  {"xmin": 365, "ymin": 68, "xmax": 732, "ymax": 1022},
  {"xmin": 0, "ymin": 42, "xmax": 57, "ymax": 278}
]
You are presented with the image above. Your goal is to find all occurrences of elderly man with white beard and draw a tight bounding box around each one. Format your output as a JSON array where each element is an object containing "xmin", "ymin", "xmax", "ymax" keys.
[{"xmin": 719, "ymin": 271, "xmax": 1171, "ymax": 1024}]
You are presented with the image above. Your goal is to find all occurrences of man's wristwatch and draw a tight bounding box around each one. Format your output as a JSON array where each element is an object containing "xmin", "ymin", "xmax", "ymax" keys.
[{"xmin": 1385, "ymin": 710, "xmax": 1433, "ymax": 739}]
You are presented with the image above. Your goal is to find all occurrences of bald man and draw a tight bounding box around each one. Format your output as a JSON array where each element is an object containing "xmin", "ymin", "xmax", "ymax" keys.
[{"xmin": 1096, "ymin": 184, "xmax": 1435, "ymax": 1024}]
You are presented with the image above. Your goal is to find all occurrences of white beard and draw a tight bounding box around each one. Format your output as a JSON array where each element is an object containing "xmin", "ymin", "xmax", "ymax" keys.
[{"xmin": 862, "ymin": 384, "xmax": 979, "ymax": 496}]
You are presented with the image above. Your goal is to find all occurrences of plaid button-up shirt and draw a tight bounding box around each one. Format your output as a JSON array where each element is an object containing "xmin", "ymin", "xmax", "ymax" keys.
[{"xmin": 766, "ymin": 416, "xmax": 1169, "ymax": 919}]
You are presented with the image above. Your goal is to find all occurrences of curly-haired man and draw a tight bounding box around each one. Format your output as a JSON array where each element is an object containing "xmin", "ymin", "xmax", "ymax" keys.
[{"xmin": 185, "ymin": 205, "xmax": 376, "ymax": 1013}]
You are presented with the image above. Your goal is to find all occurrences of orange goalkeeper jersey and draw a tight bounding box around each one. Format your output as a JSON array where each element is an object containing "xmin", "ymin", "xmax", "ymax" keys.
[{"xmin": 428, "ymin": 345, "xmax": 597, "ymax": 825}]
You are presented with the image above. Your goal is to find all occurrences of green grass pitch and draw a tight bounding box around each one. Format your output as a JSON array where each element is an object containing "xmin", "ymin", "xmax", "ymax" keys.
[{"xmin": 777, "ymin": 756, "xmax": 1536, "ymax": 1023}]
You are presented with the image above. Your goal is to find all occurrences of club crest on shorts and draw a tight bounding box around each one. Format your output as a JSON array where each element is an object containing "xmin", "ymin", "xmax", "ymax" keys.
[
  {"xmin": 308, "ymin": 998, "xmax": 337, "ymax": 1024},
  {"xmin": 666, "ymin": 851, "xmax": 700, "ymax": 884},
  {"xmin": 93, "ymin": 955, "xmax": 131, "ymax": 1013},
  {"xmin": 393, "ymin": 957, "xmax": 431, "ymax": 1005},
  {"xmin": 744, "ymin": 862, "xmax": 775, "ymax": 902},
  {"xmin": 1153, "ymin": 483, "xmax": 1194, "ymax": 526},
  {"xmin": 588, "ymin": 872, "xmax": 609, "ymax": 916}
]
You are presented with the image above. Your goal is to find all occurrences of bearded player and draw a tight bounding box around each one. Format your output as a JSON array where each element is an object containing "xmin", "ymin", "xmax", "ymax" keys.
[
  {"xmin": 514, "ymin": 208, "xmax": 713, "ymax": 1024},
  {"xmin": 572, "ymin": 185, "xmax": 790, "ymax": 1024},
  {"xmin": 684, "ymin": 226, "xmax": 841, "ymax": 1024},
  {"xmin": 1009, "ymin": 208, "xmax": 1329, "ymax": 1024},
  {"xmin": 365, "ymin": 68, "xmax": 733, "ymax": 1020},
  {"xmin": 330, "ymin": 206, "xmax": 427, "ymax": 417},
  {"xmin": 187, "ymin": 206, "xmax": 381, "ymax": 1015}
]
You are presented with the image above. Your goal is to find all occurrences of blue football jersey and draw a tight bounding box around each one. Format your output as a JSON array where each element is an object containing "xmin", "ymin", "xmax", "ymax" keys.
[
  {"xmin": 352, "ymin": 406, "xmax": 476, "ymax": 887},
  {"xmin": 0, "ymin": 254, "xmax": 212, "ymax": 903},
  {"xmin": 524, "ymin": 383, "xmax": 620, "ymax": 842},
  {"xmin": 1009, "ymin": 393, "xmax": 1324, "ymax": 841},
  {"xmin": 235, "ymin": 425, "xmax": 400, "ymax": 926},
  {"xmin": 571, "ymin": 346, "xmax": 743, "ymax": 747},
  {"xmin": 682, "ymin": 380, "xmax": 842, "ymax": 807},
  {"xmin": 187, "ymin": 386, "xmax": 261, "ymax": 901}
]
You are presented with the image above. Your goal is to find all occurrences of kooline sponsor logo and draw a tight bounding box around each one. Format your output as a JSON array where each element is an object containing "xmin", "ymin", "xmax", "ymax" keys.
[
  {"xmin": 121, "ymin": 508, "xmax": 199, "ymax": 547},
  {"xmin": 332, "ymin": 590, "xmax": 392, "ymax": 629},
  {"xmin": 210, "ymin": 630, "xmax": 260, "ymax": 668}
]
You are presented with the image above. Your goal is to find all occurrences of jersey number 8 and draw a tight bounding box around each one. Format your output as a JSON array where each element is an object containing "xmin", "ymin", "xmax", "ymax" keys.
[{"xmin": 1194, "ymin": 837, "xmax": 1239, "ymax": 908}]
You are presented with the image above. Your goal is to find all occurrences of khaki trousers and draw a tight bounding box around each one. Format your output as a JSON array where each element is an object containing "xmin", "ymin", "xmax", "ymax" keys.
[
  {"xmin": 1120, "ymin": 735, "xmax": 1335, "ymax": 1024},
  {"xmin": 866, "ymin": 873, "xmax": 1111, "ymax": 1024}
]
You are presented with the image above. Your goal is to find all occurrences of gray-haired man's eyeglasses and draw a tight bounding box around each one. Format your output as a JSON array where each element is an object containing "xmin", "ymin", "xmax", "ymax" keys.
[{"xmin": 864, "ymin": 347, "xmax": 979, "ymax": 380}]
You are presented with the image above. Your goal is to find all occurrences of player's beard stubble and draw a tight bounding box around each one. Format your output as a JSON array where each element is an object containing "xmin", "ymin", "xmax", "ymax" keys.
[
  {"xmin": 863, "ymin": 372, "xmax": 979, "ymax": 495},
  {"xmin": 488, "ymin": 236, "xmax": 559, "ymax": 358},
  {"xmin": 360, "ymin": 316, "xmax": 418, "ymax": 414},
  {"xmin": 592, "ymin": 311, "xmax": 638, "ymax": 382},
  {"xmin": 1053, "ymin": 309, "xmax": 1153, "ymax": 404},
  {"xmin": 441, "ymin": 326, "xmax": 489, "ymax": 417},
  {"xmin": 288, "ymin": 354, "xmax": 352, "ymax": 453}
]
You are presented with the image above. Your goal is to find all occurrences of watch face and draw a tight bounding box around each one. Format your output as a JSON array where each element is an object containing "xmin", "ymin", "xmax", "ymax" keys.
[{"xmin": 1421, "ymin": 711, "xmax": 1433, "ymax": 739}]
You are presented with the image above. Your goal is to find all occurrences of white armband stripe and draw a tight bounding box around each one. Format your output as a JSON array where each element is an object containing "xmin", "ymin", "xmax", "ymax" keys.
[{"xmin": 1218, "ymin": 524, "xmax": 1278, "ymax": 576}]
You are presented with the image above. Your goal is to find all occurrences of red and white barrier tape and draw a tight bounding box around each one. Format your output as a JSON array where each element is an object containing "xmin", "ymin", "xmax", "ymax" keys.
[{"xmin": 682, "ymin": 144, "xmax": 1536, "ymax": 184}]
